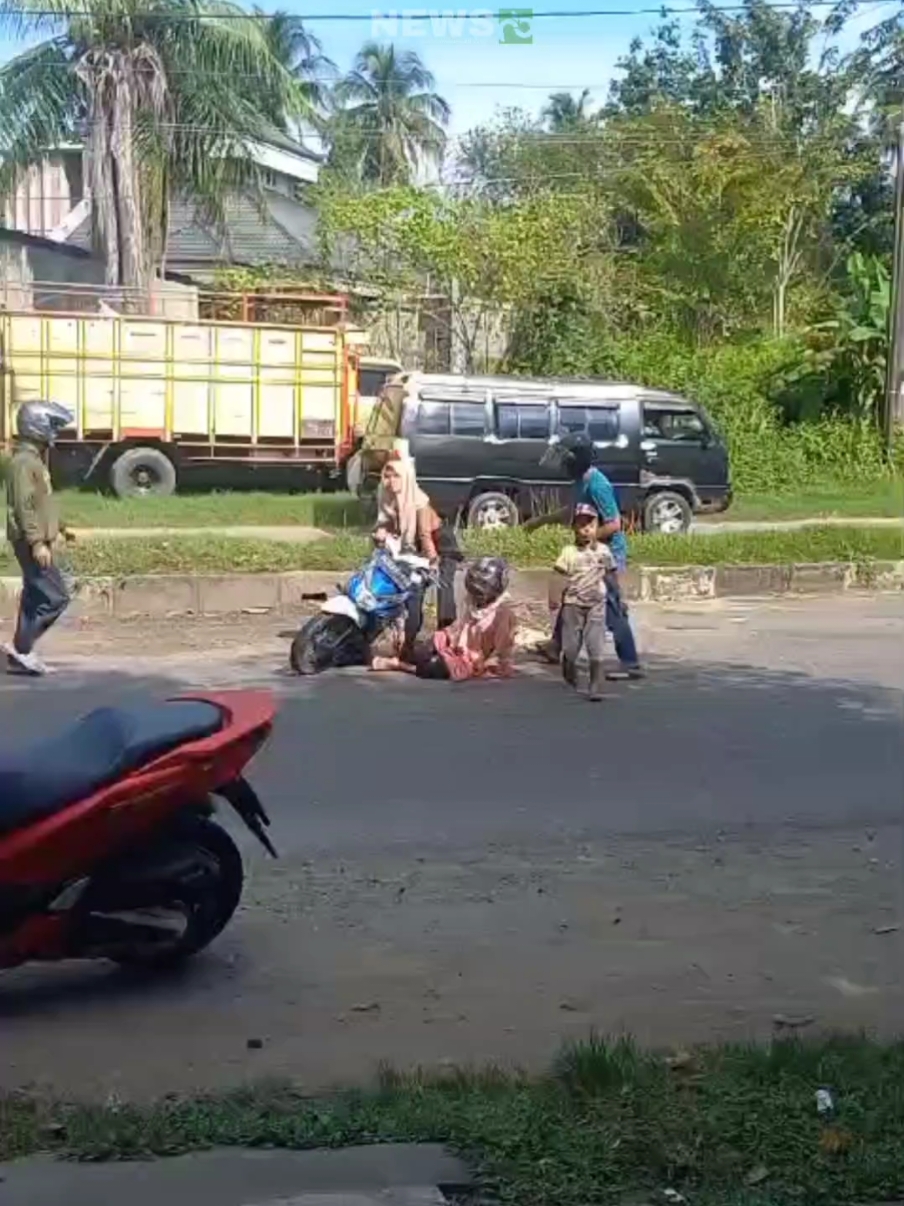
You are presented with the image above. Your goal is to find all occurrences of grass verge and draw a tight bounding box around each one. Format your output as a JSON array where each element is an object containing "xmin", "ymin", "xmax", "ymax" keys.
[
  {"xmin": 0, "ymin": 526, "xmax": 900, "ymax": 577},
  {"xmin": 57, "ymin": 490, "xmax": 368, "ymax": 530},
  {"xmin": 3, "ymin": 1035, "xmax": 904, "ymax": 1205},
  {"xmin": 48, "ymin": 479, "xmax": 903, "ymax": 531},
  {"xmin": 717, "ymin": 480, "xmax": 904, "ymax": 523}
]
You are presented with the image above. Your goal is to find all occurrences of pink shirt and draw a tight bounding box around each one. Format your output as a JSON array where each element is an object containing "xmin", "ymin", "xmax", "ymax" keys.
[{"xmin": 432, "ymin": 598, "xmax": 517, "ymax": 681}]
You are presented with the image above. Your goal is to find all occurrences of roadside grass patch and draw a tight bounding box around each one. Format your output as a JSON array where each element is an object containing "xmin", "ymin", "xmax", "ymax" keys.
[
  {"xmin": 50, "ymin": 479, "xmax": 903, "ymax": 532},
  {"xmin": 722, "ymin": 480, "xmax": 904, "ymax": 522},
  {"xmin": 55, "ymin": 490, "xmax": 369, "ymax": 531},
  {"xmin": 2, "ymin": 1035, "xmax": 904, "ymax": 1205},
  {"xmin": 1, "ymin": 525, "xmax": 899, "ymax": 577}
]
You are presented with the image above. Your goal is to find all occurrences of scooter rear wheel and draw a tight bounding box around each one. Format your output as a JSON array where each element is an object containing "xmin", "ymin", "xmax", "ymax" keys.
[{"xmin": 85, "ymin": 817, "xmax": 244, "ymax": 969}]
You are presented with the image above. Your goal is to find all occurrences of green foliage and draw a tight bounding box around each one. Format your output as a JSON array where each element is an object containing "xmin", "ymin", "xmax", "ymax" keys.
[
  {"xmin": 599, "ymin": 334, "xmax": 892, "ymax": 492},
  {"xmin": 5, "ymin": 1035, "xmax": 904, "ymax": 1205},
  {"xmin": 4, "ymin": 525, "xmax": 901, "ymax": 577},
  {"xmin": 508, "ymin": 301, "xmax": 893, "ymax": 492},
  {"xmin": 784, "ymin": 253, "xmax": 890, "ymax": 424},
  {"xmin": 318, "ymin": 185, "xmax": 597, "ymax": 370},
  {"xmin": 326, "ymin": 43, "xmax": 449, "ymax": 187}
]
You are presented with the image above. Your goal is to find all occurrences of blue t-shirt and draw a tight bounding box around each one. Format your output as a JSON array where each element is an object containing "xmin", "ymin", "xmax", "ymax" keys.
[{"xmin": 574, "ymin": 468, "xmax": 628, "ymax": 570}]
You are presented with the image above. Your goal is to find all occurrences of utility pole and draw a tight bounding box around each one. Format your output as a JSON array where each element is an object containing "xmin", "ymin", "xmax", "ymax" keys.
[{"xmin": 886, "ymin": 113, "xmax": 904, "ymax": 446}]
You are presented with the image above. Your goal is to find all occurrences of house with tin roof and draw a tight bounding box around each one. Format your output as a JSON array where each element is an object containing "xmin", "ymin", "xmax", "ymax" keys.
[{"xmin": 1, "ymin": 126, "xmax": 324, "ymax": 289}]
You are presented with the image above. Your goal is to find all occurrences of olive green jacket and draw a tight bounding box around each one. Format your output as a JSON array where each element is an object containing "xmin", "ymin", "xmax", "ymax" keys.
[{"xmin": 6, "ymin": 441, "xmax": 59, "ymax": 547}]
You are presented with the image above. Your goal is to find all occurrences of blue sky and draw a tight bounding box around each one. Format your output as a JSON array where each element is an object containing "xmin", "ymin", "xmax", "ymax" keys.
[
  {"xmin": 0, "ymin": 0, "xmax": 897, "ymax": 160},
  {"xmin": 0, "ymin": 1, "xmax": 690, "ymax": 147}
]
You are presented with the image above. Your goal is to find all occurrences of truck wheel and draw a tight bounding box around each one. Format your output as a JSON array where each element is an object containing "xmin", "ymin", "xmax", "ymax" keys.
[
  {"xmin": 643, "ymin": 490, "xmax": 692, "ymax": 534},
  {"xmin": 467, "ymin": 491, "xmax": 519, "ymax": 530},
  {"xmin": 109, "ymin": 446, "xmax": 177, "ymax": 498}
]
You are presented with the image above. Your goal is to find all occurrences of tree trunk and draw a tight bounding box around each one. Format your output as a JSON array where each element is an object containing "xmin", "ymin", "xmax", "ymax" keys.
[
  {"xmin": 773, "ymin": 206, "xmax": 805, "ymax": 340},
  {"xmin": 109, "ymin": 62, "xmax": 149, "ymax": 313},
  {"xmin": 86, "ymin": 85, "xmax": 120, "ymax": 289}
]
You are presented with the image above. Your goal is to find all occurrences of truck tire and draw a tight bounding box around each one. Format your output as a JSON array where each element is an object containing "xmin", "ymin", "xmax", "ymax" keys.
[{"xmin": 109, "ymin": 446, "xmax": 177, "ymax": 498}]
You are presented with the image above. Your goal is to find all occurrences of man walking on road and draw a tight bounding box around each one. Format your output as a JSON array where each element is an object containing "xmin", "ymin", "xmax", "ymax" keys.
[{"xmin": 5, "ymin": 400, "xmax": 74, "ymax": 676}]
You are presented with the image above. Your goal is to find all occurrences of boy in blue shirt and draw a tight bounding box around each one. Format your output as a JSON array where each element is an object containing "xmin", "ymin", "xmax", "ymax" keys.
[{"xmin": 525, "ymin": 433, "xmax": 643, "ymax": 679}]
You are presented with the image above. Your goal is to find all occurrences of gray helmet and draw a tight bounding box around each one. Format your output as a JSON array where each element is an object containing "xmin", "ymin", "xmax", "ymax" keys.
[
  {"xmin": 17, "ymin": 400, "xmax": 73, "ymax": 446},
  {"xmin": 465, "ymin": 556, "xmax": 509, "ymax": 608}
]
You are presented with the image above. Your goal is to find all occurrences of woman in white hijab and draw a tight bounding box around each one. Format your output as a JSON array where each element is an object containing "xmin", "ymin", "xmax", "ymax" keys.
[{"xmin": 376, "ymin": 450, "xmax": 461, "ymax": 659}]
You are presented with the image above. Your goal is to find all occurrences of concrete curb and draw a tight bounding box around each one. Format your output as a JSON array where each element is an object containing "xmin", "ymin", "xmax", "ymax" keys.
[
  {"xmin": 0, "ymin": 1144, "xmax": 471, "ymax": 1206},
  {"xmin": 0, "ymin": 560, "xmax": 902, "ymax": 620}
]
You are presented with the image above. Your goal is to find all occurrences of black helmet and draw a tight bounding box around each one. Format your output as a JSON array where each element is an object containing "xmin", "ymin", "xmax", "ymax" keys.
[
  {"xmin": 465, "ymin": 556, "xmax": 509, "ymax": 608},
  {"xmin": 558, "ymin": 432, "xmax": 595, "ymax": 479},
  {"xmin": 17, "ymin": 400, "xmax": 73, "ymax": 446}
]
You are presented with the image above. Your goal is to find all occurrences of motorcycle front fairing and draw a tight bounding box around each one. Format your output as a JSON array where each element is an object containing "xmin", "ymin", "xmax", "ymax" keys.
[{"xmin": 321, "ymin": 594, "xmax": 365, "ymax": 627}]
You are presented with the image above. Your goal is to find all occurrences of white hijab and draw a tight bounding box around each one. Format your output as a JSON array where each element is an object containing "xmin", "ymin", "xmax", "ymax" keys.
[{"xmin": 376, "ymin": 455, "xmax": 430, "ymax": 549}]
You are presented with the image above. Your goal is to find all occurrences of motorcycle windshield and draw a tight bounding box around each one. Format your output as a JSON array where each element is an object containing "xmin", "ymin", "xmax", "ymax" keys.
[{"xmin": 348, "ymin": 553, "xmax": 410, "ymax": 615}]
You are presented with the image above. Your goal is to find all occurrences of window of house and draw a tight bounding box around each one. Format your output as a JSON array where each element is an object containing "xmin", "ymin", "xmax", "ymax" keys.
[
  {"xmin": 643, "ymin": 406, "xmax": 706, "ymax": 442},
  {"xmin": 496, "ymin": 402, "xmax": 551, "ymax": 439}
]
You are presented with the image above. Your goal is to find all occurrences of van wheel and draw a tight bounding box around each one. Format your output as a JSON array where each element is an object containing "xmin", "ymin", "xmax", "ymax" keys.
[
  {"xmin": 109, "ymin": 446, "xmax": 177, "ymax": 498},
  {"xmin": 467, "ymin": 492, "xmax": 519, "ymax": 530},
  {"xmin": 643, "ymin": 490, "xmax": 692, "ymax": 534}
]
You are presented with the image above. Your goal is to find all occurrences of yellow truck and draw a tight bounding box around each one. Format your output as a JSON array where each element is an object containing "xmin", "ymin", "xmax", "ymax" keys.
[{"xmin": 0, "ymin": 306, "xmax": 387, "ymax": 496}]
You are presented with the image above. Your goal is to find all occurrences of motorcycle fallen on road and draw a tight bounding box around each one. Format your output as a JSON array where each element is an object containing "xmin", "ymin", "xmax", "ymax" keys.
[
  {"xmin": 290, "ymin": 539, "xmax": 434, "ymax": 675},
  {"xmin": 0, "ymin": 690, "xmax": 277, "ymax": 973}
]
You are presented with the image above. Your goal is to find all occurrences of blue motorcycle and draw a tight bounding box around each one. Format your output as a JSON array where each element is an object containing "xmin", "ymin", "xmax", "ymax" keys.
[{"xmin": 290, "ymin": 541, "xmax": 434, "ymax": 675}]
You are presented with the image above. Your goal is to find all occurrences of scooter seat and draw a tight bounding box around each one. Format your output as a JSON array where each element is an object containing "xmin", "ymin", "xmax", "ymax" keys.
[{"xmin": 0, "ymin": 700, "xmax": 223, "ymax": 837}]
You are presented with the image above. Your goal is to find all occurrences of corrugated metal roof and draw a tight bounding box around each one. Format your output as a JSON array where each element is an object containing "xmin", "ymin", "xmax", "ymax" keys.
[{"xmin": 67, "ymin": 189, "xmax": 320, "ymax": 269}]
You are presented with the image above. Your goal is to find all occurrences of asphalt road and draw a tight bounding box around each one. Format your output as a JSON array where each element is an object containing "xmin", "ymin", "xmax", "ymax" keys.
[{"xmin": 0, "ymin": 595, "xmax": 902, "ymax": 1099}]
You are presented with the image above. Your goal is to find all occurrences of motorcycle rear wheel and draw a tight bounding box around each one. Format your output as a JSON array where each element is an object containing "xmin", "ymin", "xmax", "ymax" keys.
[
  {"xmin": 290, "ymin": 612, "xmax": 366, "ymax": 675},
  {"xmin": 84, "ymin": 817, "xmax": 244, "ymax": 969}
]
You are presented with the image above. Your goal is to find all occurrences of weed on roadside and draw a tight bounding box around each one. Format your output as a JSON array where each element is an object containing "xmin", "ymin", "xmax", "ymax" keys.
[
  {"xmin": 2, "ymin": 1035, "xmax": 904, "ymax": 1206},
  {"xmin": 0, "ymin": 526, "xmax": 900, "ymax": 578}
]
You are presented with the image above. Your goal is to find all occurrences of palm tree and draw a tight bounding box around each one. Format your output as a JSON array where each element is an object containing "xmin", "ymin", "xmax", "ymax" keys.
[
  {"xmin": 255, "ymin": 8, "xmax": 334, "ymax": 121},
  {"xmin": 0, "ymin": 0, "xmax": 316, "ymax": 302},
  {"xmin": 332, "ymin": 42, "xmax": 450, "ymax": 186},
  {"xmin": 542, "ymin": 89, "xmax": 595, "ymax": 131}
]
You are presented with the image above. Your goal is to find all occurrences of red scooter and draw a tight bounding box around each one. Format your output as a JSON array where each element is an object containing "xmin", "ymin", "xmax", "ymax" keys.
[{"xmin": 0, "ymin": 690, "xmax": 277, "ymax": 972}]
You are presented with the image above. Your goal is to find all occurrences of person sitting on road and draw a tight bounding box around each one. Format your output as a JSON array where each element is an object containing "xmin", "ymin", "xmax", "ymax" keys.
[
  {"xmin": 524, "ymin": 432, "xmax": 643, "ymax": 681},
  {"xmin": 376, "ymin": 451, "xmax": 461, "ymax": 658},
  {"xmin": 372, "ymin": 556, "xmax": 517, "ymax": 680},
  {"xmin": 549, "ymin": 505, "xmax": 615, "ymax": 702}
]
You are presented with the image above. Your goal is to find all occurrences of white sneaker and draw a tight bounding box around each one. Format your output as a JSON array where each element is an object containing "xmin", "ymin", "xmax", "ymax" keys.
[{"xmin": 6, "ymin": 647, "xmax": 47, "ymax": 676}]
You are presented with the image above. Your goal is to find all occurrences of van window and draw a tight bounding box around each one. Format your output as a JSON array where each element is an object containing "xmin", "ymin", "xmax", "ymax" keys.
[
  {"xmin": 360, "ymin": 366, "xmax": 394, "ymax": 397},
  {"xmin": 558, "ymin": 405, "xmax": 620, "ymax": 442},
  {"xmin": 496, "ymin": 403, "xmax": 551, "ymax": 440},
  {"xmin": 643, "ymin": 406, "xmax": 706, "ymax": 442},
  {"xmin": 452, "ymin": 402, "xmax": 487, "ymax": 437},
  {"xmin": 415, "ymin": 400, "xmax": 487, "ymax": 437},
  {"xmin": 416, "ymin": 401, "xmax": 450, "ymax": 435}
]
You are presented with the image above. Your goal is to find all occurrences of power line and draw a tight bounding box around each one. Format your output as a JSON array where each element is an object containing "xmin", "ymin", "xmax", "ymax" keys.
[
  {"xmin": 1, "ymin": 116, "xmax": 877, "ymax": 144},
  {"xmin": 1, "ymin": 0, "xmax": 895, "ymax": 20}
]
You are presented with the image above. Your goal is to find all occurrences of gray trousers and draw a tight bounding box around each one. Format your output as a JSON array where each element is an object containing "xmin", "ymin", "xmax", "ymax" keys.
[
  {"xmin": 560, "ymin": 602, "xmax": 607, "ymax": 665},
  {"xmin": 12, "ymin": 539, "xmax": 70, "ymax": 655}
]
